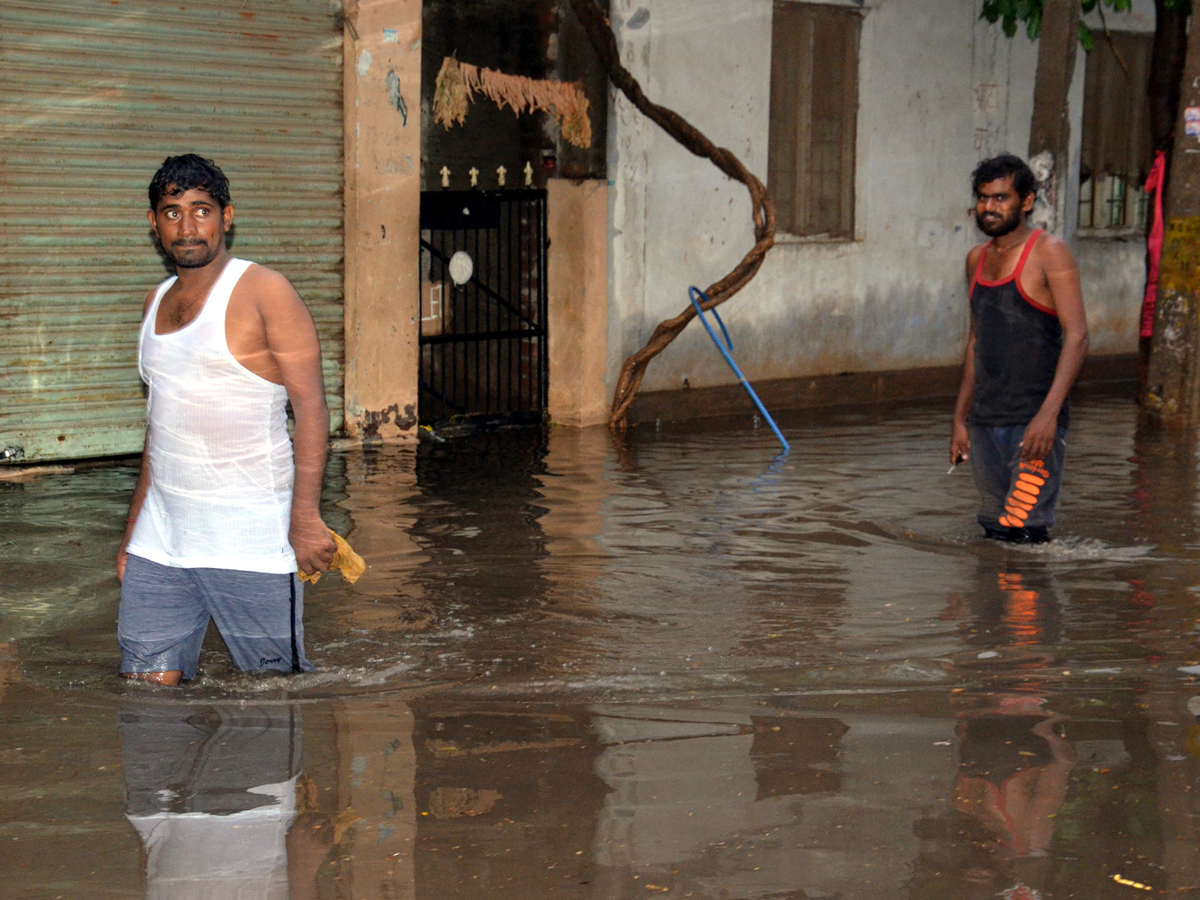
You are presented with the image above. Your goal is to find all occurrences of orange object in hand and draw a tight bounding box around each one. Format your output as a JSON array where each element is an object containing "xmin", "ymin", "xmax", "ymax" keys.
[{"xmin": 298, "ymin": 531, "xmax": 365, "ymax": 584}]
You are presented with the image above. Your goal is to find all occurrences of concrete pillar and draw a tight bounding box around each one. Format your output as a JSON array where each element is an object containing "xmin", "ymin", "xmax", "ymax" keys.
[
  {"xmin": 547, "ymin": 178, "xmax": 609, "ymax": 427},
  {"xmin": 343, "ymin": 0, "xmax": 422, "ymax": 442}
]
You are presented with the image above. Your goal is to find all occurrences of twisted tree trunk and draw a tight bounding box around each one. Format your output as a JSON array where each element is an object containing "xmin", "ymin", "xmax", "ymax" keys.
[
  {"xmin": 1142, "ymin": 9, "xmax": 1200, "ymax": 425},
  {"xmin": 1026, "ymin": 0, "xmax": 1080, "ymax": 235},
  {"xmin": 1138, "ymin": 0, "xmax": 1189, "ymax": 375},
  {"xmin": 568, "ymin": 0, "xmax": 776, "ymax": 431}
]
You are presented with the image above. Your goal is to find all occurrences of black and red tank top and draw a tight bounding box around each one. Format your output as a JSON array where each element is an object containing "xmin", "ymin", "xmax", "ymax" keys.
[{"xmin": 968, "ymin": 229, "xmax": 1067, "ymax": 428}]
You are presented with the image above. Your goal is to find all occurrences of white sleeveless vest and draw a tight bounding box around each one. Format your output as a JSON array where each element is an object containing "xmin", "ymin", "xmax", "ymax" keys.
[{"xmin": 127, "ymin": 259, "xmax": 298, "ymax": 574}]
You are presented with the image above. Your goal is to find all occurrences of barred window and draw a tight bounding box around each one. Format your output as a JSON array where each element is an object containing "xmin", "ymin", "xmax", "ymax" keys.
[
  {"xmin": 767, "ymin": 2, "xmax": 860, "ymax": 238},
  {"xmin": 1078, "ymin": 30, "xmax": 1153, "ymax": 231}
]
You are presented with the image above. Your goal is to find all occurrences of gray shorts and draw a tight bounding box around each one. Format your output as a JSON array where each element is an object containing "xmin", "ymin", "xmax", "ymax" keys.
[{"xmin": 118, "ymin": 553, "xmax": 313, "ymax": 680}]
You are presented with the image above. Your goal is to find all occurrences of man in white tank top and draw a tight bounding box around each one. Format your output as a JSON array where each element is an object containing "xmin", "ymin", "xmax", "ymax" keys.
[{"xmin": 116, "ymin": 154, "xmax": 336, "ymax": 685}]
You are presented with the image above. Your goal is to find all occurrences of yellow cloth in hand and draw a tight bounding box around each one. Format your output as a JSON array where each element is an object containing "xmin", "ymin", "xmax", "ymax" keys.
[{"xmin": 298, "ymin": 530, "xmax": 365, "ymax": 584}]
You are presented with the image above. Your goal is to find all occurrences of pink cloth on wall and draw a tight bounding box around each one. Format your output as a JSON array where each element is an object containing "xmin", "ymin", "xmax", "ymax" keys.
[{"xmin": 1142, "ymin": 150, "xmax": 1167, "ymax": 338}]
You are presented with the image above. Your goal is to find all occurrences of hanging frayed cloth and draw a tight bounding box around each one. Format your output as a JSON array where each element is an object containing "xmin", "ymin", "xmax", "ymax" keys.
[
  {"xmin": 433, "ymin": 56, "xmax": 592, "ymax": 149},
  {"xmin": 1142, "ymin": 150, "xmax": 1167, "ymax": 339}
]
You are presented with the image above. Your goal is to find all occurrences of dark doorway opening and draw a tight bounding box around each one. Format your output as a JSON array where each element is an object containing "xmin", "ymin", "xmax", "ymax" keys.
[{"xmin": 418, "ymin": 189, "xmax": 549, "ymax": 428}]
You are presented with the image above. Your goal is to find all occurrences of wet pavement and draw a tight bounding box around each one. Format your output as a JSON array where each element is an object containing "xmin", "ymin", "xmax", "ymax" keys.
[{"xmin": 3, "ymin": 384, "xmax": 1200, "ymax": 899}]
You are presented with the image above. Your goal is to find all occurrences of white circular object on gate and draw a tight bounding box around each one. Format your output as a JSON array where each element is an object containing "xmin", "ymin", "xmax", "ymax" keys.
[{"xmin": 449, "ymin": 251, "xmax": 474, "ymax": 286}]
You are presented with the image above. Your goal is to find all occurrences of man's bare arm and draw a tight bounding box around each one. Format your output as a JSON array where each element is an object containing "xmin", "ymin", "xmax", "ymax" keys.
[
  {"xmin": 950, "ymin": 247, "xmax": 983, "ymax": 465},
  {"xmin": 252, "ymin": 269, "xmax": 336, "ymax": 575},
  {"xmin": 1021, "ymin": 237, "xmax": 1089, "ymax": 461},
  {"xmin": 951, "ymin": 327, "xmax": 976, "ymax": 465},
  {"xmin": 117, "ymin": 288, "xmax": 160, "ymax": 582},
  {"xmin": 117, "ymin": 433, "xmax": 151, "ymax": 582}
]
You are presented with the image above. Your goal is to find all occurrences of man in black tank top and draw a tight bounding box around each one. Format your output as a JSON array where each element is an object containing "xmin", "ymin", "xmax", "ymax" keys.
[{"xmin": 950, "ymin": 155, "xmax": 1090, "ymax": 542}]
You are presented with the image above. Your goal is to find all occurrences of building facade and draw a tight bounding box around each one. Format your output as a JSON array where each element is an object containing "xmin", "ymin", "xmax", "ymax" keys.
[
  {"xmin": 0, "ymin": 0, "xmax": 1156, "ymax": 461},
  {"xmin": 603, "ymin": 0, "xmax": 1153, "ymax": 418}
]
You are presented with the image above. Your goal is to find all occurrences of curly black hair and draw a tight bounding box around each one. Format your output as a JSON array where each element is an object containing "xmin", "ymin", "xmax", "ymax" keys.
[
  {"xmin": 971, "ymin": 154, "xmax": 1038, "ymax": 200},
  {"xmin": 148, "ymin": 154, "xmax": 232, "ymax": 210}
]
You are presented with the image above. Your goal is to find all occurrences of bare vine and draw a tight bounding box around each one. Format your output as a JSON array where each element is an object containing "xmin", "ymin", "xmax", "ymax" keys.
[
  {"xmin": 1095, "ymin": 3, "xmax": 1131, "ymax": 75},
  {"xmin": 568, "ymin": 0, "xmax": 776, "ymax": 431}
]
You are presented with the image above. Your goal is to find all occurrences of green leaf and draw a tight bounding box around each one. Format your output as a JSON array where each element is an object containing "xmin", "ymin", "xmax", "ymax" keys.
[
  {"xmin": 980, "ymin": 0, "xmax": 1159, "ymax": 48},
  {"xmin": 1078, "ymin": 21, "xmax": 1094, "ymax": 51},
  {"xmin": 979, "ymin": 0, "xmax": 1002, "ymax": 22}
]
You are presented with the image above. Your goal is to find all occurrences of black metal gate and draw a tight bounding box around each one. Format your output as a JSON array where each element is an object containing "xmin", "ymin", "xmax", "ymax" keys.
[{"xmin": 418, "ymin": 189, "xmax": 549, "ymax": 428}]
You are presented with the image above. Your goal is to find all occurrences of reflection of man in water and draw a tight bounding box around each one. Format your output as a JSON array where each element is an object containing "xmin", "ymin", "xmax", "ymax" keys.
[
  {"xmin": 950, "ymin": 155, "xmax": 1089, "ymax": 543},
  {"xmin": 952, "ymin": 696, "xmax": 1075, "ymax": 897},
  {"xmin": 942, "ymin": 566, "xmax": 1062, "ymax": 651},
  {"xmin": 120, "ymin": 703, "xmax": 331, "ymax": 899},
  {"xmin": 116, "ymin": 154, "xmax": 334, "ymax": 684}
]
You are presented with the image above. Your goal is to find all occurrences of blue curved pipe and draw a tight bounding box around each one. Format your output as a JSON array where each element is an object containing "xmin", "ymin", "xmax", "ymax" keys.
[{"xmin": 688, "ymin": 286, "xmax": 790, "ymax": 453}]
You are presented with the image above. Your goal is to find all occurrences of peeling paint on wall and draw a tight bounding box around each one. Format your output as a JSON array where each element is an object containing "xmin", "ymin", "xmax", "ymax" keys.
[
  {"xmin": 386, "ymin": 68, "xmax": 408, "ymax": 125},
  {"xmin": 359, "ymin": 403, "xmax": 417, "ymax": 440},
  {"xmin": 357, "ymin": 49, "xmax": 373, "ymax": 76}
]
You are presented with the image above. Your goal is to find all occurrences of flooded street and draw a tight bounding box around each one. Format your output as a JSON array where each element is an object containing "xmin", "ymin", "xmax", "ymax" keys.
[{"xmin": 4, "ymin": 385, "xmax": 1200, "ymax": 899}]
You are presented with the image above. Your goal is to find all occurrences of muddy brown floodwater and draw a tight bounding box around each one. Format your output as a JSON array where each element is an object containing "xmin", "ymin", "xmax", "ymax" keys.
[{"xmin": 3, "ymin": 385, "xmax": 1200, "ymax": 899}]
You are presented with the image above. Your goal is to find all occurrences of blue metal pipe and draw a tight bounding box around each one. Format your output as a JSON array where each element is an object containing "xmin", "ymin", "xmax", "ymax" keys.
[{"xmin": 688, "ymin": 287, "xmax": 790, "ymax": 453}]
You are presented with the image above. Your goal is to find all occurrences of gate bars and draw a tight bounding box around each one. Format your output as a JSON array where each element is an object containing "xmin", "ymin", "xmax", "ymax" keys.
[{"xmin": 418, "ymin": 189, "xmax": 549, "ymax": 427}]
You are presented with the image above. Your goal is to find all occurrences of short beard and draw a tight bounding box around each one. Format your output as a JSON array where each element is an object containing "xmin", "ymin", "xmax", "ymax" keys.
[
  {"xmin": 163, "ymin": 241, "xmax": 221, "ymax": 269},
  {"xmin": 977, "ymin": 208, "xmax": 1023, "ymax": 238}
]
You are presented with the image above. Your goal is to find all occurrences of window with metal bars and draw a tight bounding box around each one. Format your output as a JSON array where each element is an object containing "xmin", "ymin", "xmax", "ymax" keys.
[
  {"xmin": 1078, "ymin": 30, "xmax": 1153, "ymax": 232},
  {"xmin": 767, "ymin": 1, "xmax": 861, "ymax": 239}
]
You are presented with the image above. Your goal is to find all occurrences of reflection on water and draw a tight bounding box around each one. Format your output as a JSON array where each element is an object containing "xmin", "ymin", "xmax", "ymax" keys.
[
  {"xmin": 4, "ymin": 388, "xmax": 1200, "ymax": 897},
  {"xmin": 949, "ymin": 696, "xmax": 1074, "ymax": 897},
  {"xmin": 942, "ymin": 560, "xmax": 1063, "ymax": 654},
  {"xmin": 120, "ymin": 704, "xmax": 305, "ymax": 899}
]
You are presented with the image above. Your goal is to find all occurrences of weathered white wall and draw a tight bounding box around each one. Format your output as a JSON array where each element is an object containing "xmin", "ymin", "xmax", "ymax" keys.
[{"xmin": 605, "ymin": 0, "xmax": 1150, "ymax": 395}]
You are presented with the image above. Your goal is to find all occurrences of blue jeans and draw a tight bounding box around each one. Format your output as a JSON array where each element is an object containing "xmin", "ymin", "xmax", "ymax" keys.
[{"xmin": 968, "ymin": 424, "xmax": 1067, "ymax": 532}]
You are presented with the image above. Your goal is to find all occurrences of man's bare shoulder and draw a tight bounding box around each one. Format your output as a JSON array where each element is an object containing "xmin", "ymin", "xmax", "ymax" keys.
[
  {"xmin": 1030, "ymin": 231, "xmax": 1078, "ymax": 273},
  {"xmin": 231, "ymin": 263, "xmax": 311, "ymax": 325},
  {"xmin": 966, "ymin": 242, "xmax": 987, "ymax": 277},
  {"xmin": 225, "ymin": 263, "xmax": 319, "ymax": 377},
  {"xmin": 238, "ymin": 263, "xmax": 301, "ymax": 300}
]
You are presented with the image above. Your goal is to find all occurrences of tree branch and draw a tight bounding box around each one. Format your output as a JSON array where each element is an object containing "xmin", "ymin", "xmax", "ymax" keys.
[
  {"xmin": 568, "ymin": 0, "xmax": 776, "ymax": 431},
  {"xmin": 1096, "ymin": 3, "xmax": 1131, "ymax": 75}
]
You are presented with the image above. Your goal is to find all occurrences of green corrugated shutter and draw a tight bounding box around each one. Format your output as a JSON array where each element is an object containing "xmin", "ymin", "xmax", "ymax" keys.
[{"xmin": 0, "ymin": 0, "xmax": 344, "ymax": 463}]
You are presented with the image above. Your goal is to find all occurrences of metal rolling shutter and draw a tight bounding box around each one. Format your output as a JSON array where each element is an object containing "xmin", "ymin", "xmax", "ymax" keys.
[{"xmin": 0, "ymin": 0, "xmax": 344, "ymax": 463}]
